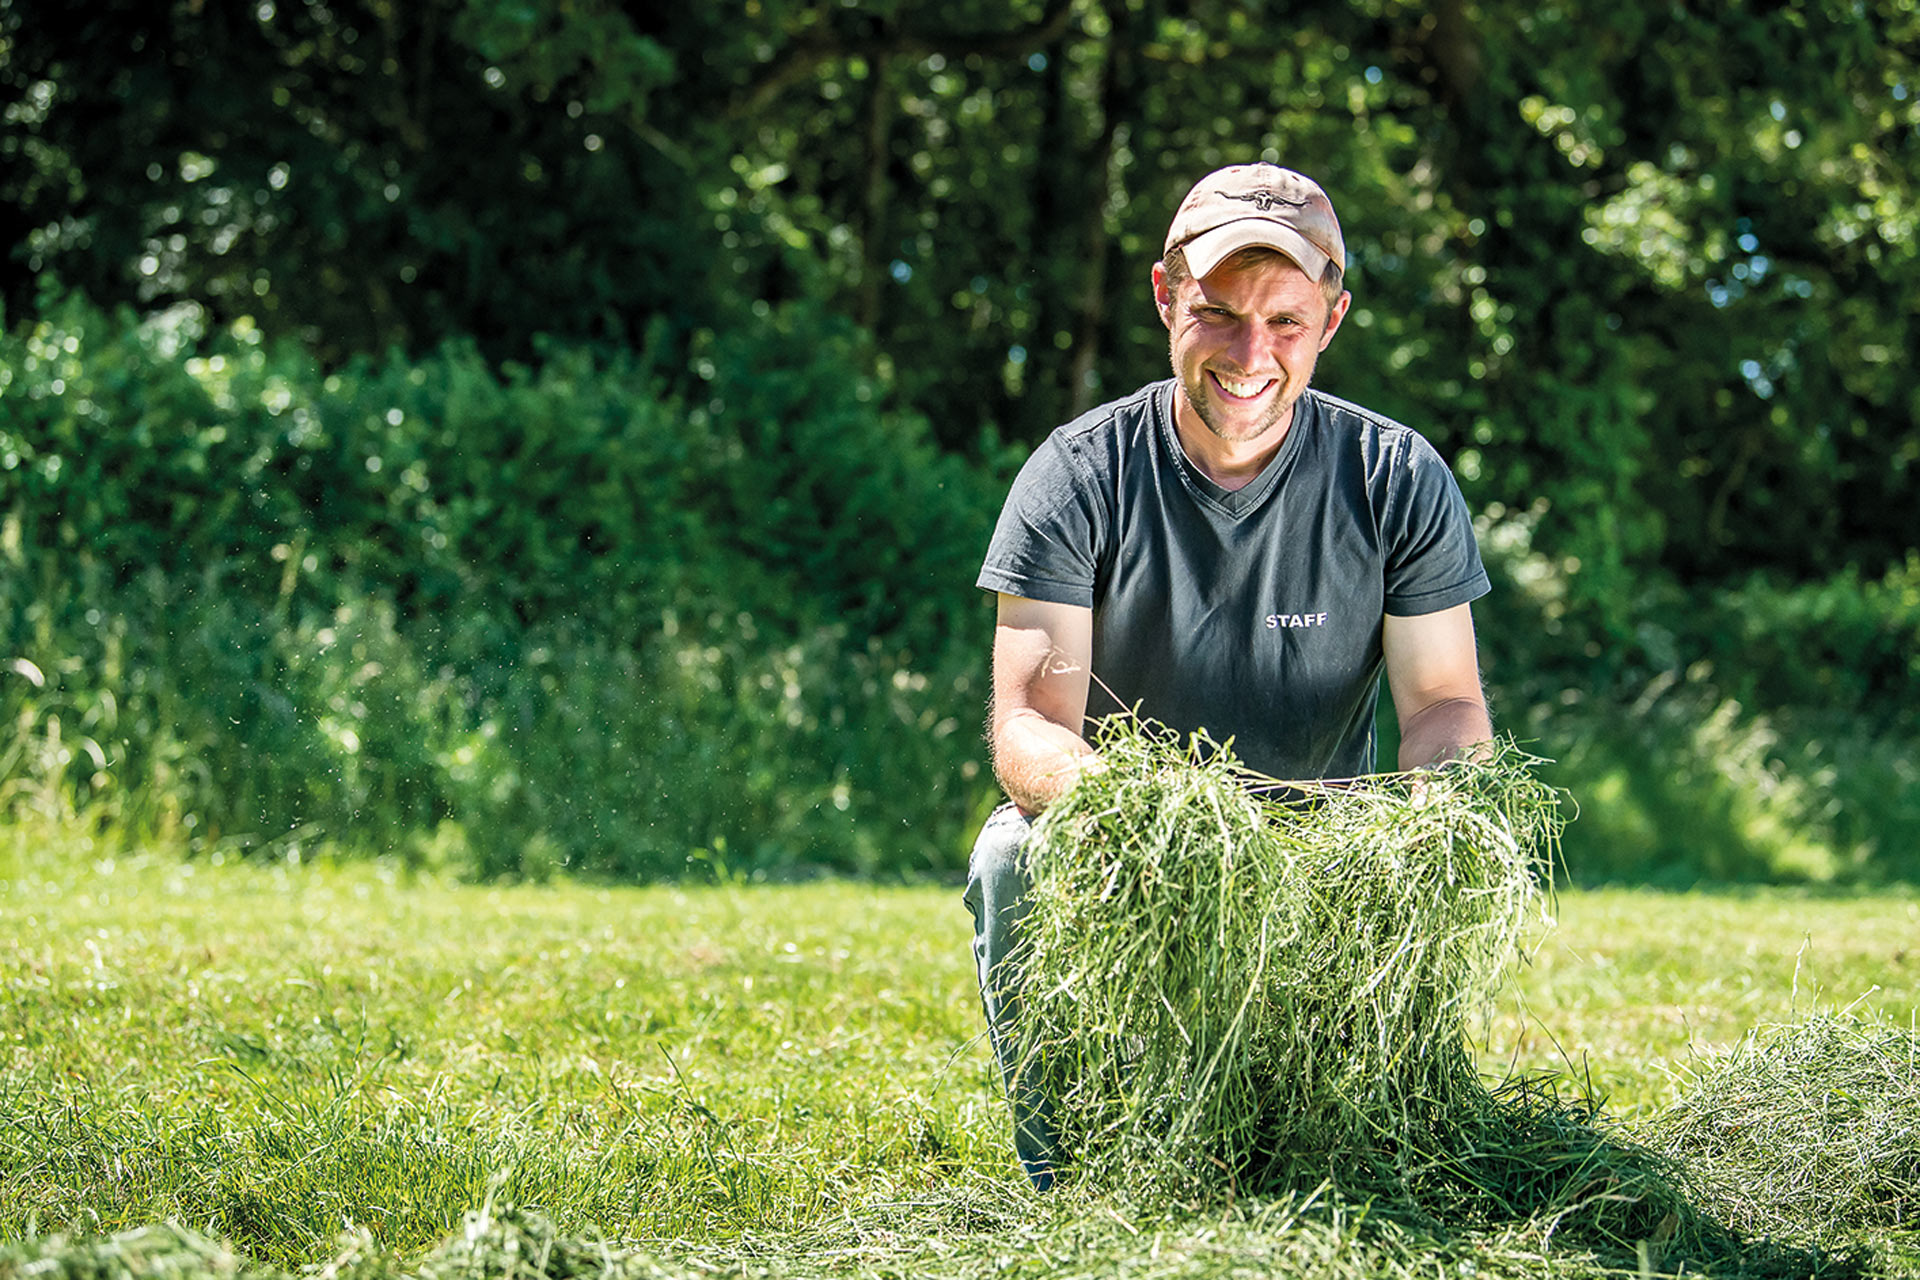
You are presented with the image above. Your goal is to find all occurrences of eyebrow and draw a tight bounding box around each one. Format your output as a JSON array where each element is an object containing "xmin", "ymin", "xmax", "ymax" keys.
[{"xmin": 1189, "ymin": 298, "xmax": 1308, "ymax": 324}]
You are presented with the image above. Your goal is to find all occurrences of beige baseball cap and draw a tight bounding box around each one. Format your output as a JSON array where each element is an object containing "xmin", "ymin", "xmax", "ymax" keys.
[{"xmin": 1163, "ymin": 163, "xmax": 1346, "ymax": 281}]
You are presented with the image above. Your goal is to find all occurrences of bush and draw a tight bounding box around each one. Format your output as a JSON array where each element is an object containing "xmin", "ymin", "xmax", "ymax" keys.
[
  {"xmin": 1685, "ymin": 557, "xmax": 1920, "ymax": 732},
  {"xmin": 1476, "ymin": 510, "xmax": 1919, "ymax": 886},
  {"xmin": 1536, "ymin": 686, "xmax": 1826, "ymax": 885},
  {"xmin": 6, "ymin": 286, "xmax": 1909, "ymax": 885},
  {"xmin": 0, "ymin": 290, "xmax": 1002, "ymax": 877}
]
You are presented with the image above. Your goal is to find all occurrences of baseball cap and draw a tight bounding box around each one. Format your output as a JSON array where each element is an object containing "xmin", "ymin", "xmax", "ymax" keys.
[{"xmin": 1163, "ymin": 164, "xmax": 1346, "ymax": 281}]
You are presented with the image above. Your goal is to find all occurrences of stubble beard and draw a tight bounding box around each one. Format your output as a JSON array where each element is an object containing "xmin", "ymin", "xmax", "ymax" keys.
[{"xmin": 1175, "ymin": 363, "xmax": 1303, "ymax": 445}]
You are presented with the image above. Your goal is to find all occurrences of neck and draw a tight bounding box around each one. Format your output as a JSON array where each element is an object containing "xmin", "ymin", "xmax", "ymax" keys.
[{"xmin": 1170, "ymin": 398, "xmax": 1297, "ymax": 491}]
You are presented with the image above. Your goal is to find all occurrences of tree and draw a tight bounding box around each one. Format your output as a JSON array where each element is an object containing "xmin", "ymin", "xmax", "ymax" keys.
[
  {"xmin": 5, "ymin": 0, "xmax": 1915, "ymax": 599},
  {"xmin": 0, "ymin": 0, "xmax": 704, "ymax": 360}
]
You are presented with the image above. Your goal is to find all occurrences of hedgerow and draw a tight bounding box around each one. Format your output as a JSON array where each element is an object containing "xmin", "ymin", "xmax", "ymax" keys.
[
  {"xmin": 0, "ymin": 290, "xmax": 1002, "ymax": 876},
  {"xmin": 3, "ymin": 286, "xmax": 1916, "ymax": 882}
]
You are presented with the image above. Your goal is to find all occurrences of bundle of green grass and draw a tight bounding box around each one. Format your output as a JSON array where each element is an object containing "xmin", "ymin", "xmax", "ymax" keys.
[
  {"xmin": 1012, "ymin": 717, "xmax": 1563, "ymax": 1199},
  {"xmin": 1651, "ymin": 1014, "xmax": 1920, "ymax": 1254}
]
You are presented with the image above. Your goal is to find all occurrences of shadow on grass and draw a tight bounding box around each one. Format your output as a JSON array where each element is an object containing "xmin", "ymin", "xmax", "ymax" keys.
[
  {"xmin": 1382, "ymin": 1075, "xmax": 1873, "ymax": 1279},
  {"xmin": 1007, "ymin": 1061, "xmax": 1884, "ymax": 1280}
]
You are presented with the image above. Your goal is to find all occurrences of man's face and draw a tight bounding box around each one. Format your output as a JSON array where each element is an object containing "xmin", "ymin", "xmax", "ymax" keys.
[{"xmin": 1153, "ymin": 250, "xmax": 1350, "ymax": 447}]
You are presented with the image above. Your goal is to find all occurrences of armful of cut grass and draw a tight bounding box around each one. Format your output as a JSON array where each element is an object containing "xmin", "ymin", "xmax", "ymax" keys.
[{"xmin": 1010, "ymin": 715, "xmax": 1564, "ymax": 1198}]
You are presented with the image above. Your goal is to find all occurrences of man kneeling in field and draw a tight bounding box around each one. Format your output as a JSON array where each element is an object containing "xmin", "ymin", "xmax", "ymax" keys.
[{"xmin": 964, "ymin": 162, "xmax": 1493, "ymax": 1189}]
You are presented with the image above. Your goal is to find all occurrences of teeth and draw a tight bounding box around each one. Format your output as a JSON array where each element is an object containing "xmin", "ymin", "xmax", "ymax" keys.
[{"xmin": 1214, "ymin": 373, "xmax": 1273, "ymax": 399}]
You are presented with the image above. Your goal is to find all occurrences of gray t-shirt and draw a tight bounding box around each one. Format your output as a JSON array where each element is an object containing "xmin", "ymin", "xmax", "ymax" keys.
[{"xmin": 977, "ymin": 380, "xmax": 1489, "ymax": 780}]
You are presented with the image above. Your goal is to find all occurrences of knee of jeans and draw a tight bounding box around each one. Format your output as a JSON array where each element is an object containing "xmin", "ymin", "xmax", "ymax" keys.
[{"xmin": 965, "ymin": 803, "xmax": 1032, "ymax": 924}]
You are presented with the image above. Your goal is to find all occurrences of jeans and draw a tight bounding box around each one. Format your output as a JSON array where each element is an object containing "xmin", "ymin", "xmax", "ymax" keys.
[{"xmin": 962, "ymin": 801, "xmax": 1060, "ymax": 1189}]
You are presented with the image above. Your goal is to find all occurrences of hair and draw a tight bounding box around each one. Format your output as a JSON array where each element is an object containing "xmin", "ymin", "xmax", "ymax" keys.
[{"xmin": 1161, "ymin": 243, "xmax": 1346, "ymax": 318}]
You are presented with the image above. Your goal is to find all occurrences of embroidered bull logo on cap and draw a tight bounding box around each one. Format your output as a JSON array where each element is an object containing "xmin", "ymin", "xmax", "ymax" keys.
[{"xmin": 1220, "ymin": 188, "xmax": 1306, "ymax": 212}]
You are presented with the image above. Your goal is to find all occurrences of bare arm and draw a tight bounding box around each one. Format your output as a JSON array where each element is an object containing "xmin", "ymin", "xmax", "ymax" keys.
[
  {"xmin": 989, "ymin": 593, "xmax": 1101, "ymax": 814},
  {"xmin": 1382, "ymin": 603, "xmax": 1494, "ymax": 771}
]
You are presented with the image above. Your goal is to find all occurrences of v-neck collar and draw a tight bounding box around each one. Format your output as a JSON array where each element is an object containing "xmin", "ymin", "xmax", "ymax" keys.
[{"xmin": 1156, "ymin": 382, "xmax": 1315, "ymax": 518}]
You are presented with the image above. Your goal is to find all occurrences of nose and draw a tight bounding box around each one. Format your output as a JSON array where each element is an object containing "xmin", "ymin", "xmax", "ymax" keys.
[{"xmin": 1224, "ymin": 319, "xmax": 1280, "ymax": 372}]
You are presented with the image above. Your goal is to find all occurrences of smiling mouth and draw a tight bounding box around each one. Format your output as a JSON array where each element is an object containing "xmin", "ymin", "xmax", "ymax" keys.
[{"xmin": 1208, "ymin": 371, "xmax": 1276, "ymax": 401}]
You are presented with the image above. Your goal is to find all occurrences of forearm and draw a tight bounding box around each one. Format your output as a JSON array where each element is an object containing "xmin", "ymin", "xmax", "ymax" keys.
[
  {"xmin": 1396, "ymin": 695, "xmax": 1493, "ymax": 771},
  {"xmin": 991, "ymin": 710, "xmax": 1102, "ymax": 815}
]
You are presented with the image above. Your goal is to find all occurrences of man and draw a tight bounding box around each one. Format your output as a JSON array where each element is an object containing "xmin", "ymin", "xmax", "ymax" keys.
[{"xmin": 963, "ymin": 163, "xmax": 1493, "ymax": 1188}]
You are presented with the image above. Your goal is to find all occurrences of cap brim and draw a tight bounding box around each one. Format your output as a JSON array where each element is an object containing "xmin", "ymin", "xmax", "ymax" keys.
[{"xmin": 1180, "ymin": 219, "xmax": 1330, "ymax": 282}]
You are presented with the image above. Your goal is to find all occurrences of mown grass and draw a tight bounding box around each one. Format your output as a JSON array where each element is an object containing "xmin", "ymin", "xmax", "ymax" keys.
[
  {"xmin": 1014, "ymin": 732, "xmax": 1563, "ymax": 1199},
  {"xmin": 2, "ymin": 813, "xmax": 1916, "ymax": 1277}
]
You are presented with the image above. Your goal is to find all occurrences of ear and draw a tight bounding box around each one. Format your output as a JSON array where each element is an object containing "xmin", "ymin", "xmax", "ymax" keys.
[
  {"xmin": 1317, "ymin": 290, "xmax": 1352, "ymax": 352},
  {"xmin": 1151, "ymin": 262, "xmax": 1174, "ymax": 330}
]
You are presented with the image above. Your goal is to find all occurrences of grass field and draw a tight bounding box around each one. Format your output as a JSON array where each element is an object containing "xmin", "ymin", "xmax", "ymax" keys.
[{"xmin": 2, "ymin": 813, "xmax": 1916, "ymax": 1278}]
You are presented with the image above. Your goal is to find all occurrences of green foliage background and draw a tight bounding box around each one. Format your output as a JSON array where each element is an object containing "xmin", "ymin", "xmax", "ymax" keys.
[
  {"xmin": 0, "ymin": 295, "xmax": 1000, "ymax": 876},
  {"xmin": 0, "ymin": 0, "xmax": 1915, "ymax": 881}
]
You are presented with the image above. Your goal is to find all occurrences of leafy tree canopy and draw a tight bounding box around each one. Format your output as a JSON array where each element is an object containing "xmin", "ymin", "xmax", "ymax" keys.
[{"xmin": 3, "ymin": 0, "xmax": 1916, "ymax": 609}]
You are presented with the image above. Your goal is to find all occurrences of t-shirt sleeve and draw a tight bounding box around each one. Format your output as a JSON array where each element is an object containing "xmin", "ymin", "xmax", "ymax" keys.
[
  {"xmin": 976, "ymin": 434, "xmax": 1105, "ymax": 608},
  {"xmin": 1380, "ymin": 433, "xmax": 1491, "ymax": 616}
]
